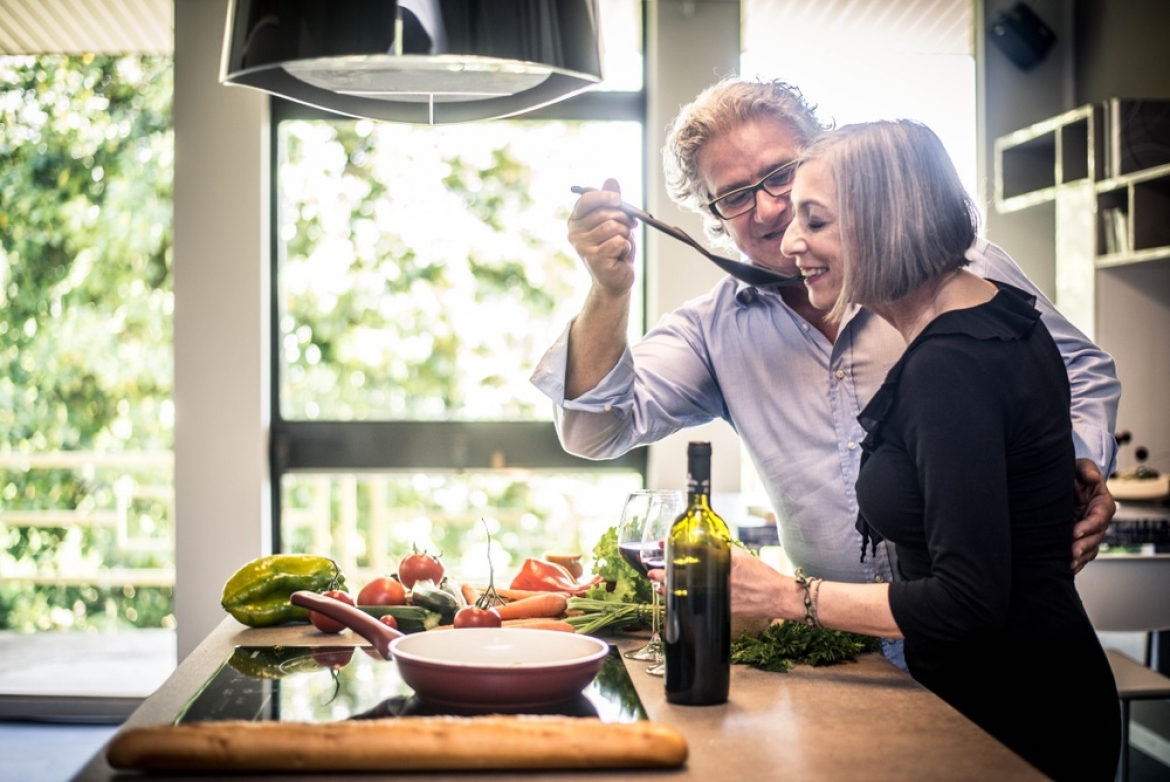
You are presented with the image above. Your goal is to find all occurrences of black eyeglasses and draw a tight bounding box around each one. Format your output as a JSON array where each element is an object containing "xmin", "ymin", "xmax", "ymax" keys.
[{"xmin": 706, "ymin": 160, "xmax": 799, "ymax": 220}]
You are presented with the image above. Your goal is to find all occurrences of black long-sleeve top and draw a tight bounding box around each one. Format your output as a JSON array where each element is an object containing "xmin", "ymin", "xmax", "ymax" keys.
[{"xmin": 855, "ymin": 282, "xmax": 1119, "ymax": 781}]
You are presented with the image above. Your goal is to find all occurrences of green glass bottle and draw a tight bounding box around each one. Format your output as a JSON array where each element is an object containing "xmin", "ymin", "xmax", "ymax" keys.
[{"xmin": 664, "ymin": 441, "xmax": 731, "ymax": 705}]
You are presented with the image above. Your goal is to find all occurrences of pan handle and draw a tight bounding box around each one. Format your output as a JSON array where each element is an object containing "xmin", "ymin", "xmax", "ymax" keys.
[{"xmin": 290, "ymin": 590, "xmax": 402, "ymax": 660}]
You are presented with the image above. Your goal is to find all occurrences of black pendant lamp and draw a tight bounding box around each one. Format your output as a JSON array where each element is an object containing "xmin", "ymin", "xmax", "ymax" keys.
[{"xmin": 220, "ymin": 0, "xmax": 604, "ymax": 124}]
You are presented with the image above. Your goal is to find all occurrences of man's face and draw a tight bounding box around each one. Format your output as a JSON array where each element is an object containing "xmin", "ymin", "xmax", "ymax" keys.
[{"xmin": 695, "ymin": 117, "xmax": 803, "ymax": 275}]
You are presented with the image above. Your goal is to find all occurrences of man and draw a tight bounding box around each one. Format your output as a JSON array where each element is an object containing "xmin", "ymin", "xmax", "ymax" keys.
[{"xmin": 530, "ymin": 77, "xmax": 1119, "ymax": 664}]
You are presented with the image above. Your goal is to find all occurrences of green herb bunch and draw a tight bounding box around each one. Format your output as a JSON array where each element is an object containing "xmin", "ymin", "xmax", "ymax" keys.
[
  {"xmin": 586, "ymin": 526, "xmax": 654, "ymax": 606},
  {"xmin": 731, "ymin": 621, "xmax": 882, "ymax": 673}
]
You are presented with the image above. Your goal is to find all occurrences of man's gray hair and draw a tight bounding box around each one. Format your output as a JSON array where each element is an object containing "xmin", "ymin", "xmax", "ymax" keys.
[{"xmin": 663, "ymin": 76, "xmax": 829, "ymax": 248}]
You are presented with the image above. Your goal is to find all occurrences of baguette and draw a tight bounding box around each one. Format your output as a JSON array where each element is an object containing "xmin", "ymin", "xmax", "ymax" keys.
[{"xmin": 106, "ymin": 716, "xmax": 688, "ymax": 772}]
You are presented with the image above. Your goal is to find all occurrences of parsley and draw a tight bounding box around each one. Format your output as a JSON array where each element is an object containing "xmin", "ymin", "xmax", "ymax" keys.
[{"xmin": 731, "ymin": 621, "xmax": 882, "ymax": 673}]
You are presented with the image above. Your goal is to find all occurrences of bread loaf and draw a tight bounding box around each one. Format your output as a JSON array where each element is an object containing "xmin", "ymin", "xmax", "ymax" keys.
[{"xmin": 106, "ymin": 715, "xmax": 688, "ymax": 772}]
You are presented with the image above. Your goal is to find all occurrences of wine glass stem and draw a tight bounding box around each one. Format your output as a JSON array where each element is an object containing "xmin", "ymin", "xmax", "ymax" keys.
[{"xmin": 649, "ymin": 591, "xmax": 661, "ymax": 646}]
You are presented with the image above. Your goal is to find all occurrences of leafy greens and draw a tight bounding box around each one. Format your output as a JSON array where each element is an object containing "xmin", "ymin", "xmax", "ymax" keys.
[
  {"xmin": 731, "ymin": 621, "xmax": 882, "ymax": 672},
  {"xmin": 586, "ymin": 525, "xmax": 653, "ymax": 606}
]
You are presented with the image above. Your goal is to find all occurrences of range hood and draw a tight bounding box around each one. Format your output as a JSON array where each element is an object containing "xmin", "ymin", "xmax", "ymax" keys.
[{"xmin": 220, "ymin": 0, "xmax": 603, "ymax": 124}]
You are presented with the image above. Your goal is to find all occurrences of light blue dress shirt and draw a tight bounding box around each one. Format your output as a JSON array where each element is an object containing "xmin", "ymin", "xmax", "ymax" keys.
[{"xmin": 531, "ymin": 239, "xmax": 1119, "ymax": 663}]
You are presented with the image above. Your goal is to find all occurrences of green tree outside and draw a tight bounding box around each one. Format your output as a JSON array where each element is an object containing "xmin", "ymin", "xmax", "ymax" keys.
[{"xmin": 0, "ymin": 54, "xmax": 174, "ymax": 631}]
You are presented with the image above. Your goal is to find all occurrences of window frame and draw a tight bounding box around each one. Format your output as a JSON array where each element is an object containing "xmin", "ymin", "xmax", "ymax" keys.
[{"xmin": 266, "ymin": 53, "xmax": 649, "ymax": 552}]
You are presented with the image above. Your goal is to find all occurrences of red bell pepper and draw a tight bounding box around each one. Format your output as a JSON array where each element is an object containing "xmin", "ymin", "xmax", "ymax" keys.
[{"xmin": 509, "ymin": 558, "xmax": 602, "ymax": 596}]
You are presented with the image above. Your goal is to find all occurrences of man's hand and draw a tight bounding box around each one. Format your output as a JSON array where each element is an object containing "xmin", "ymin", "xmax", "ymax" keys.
[
  {"xmin": 1071, "ymin": 458, "xmax": 1116, "ymax": 574},
  {"xmin": 567, "ymin": 179, "xmax": 639, "ymax": 298},
  {"xmin": 564, "ymin": 179, "xmax": 639, "ymax": 399}
]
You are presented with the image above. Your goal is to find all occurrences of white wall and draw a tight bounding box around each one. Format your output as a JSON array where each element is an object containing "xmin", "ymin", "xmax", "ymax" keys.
[{"xmin": 173, "ymin": 0, "xmax": 270, "ymax": 661}]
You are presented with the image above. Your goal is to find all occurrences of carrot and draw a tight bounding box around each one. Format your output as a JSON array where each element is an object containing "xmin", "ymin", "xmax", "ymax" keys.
[
  {"xmin": 476, "ymin": 587, "xmax": 569, "ymax": 601},
  {"xmin": 493, "ymin": 593, "xmax": 568, "ymax": 621},
  {"xmin": 501, "ymin": 619, "xmax": 575, "ymax": 633},
  {"xmin": 460, "ymin": 583, "xmax": 480, "ymax": 606}
]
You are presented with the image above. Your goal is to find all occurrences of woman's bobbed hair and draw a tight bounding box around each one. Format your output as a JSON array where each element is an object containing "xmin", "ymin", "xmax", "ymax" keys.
[{"xmin": 799, "ymin": 120, "xmax": 980, "ymax": 322}]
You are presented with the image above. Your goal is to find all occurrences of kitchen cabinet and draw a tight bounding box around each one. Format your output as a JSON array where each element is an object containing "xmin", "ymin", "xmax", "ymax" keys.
[
  {"xmin": 69, "ymin": 618, "xmax": 1044, "ymax": 781},
  {"xmin": 994, "ymin": 100, "xmax": 1170, "ymax": 472}
]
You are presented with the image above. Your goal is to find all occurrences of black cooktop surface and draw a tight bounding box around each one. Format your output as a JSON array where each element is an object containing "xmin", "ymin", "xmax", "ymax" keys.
[{"xmin": 175, "ymin": 643, "xmax": 646, "ymax": 724}]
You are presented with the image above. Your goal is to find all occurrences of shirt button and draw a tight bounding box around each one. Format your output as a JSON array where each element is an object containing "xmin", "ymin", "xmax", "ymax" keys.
[
  {"xmin": 835, "ymin": 369, "xmax": 845, "ymax": 379},
  {"xmin": 847, "ymin": 441, "xmax": 857, "ymax": 450},
  {"xmin": 802, "ymin": 323, "xmax": 811, "ymax": 331},
  {"xmin": 874, "ymin": 574, "xmax": 885, "ymax": 583},
  {"xmin": 603, "ymin": 404, "xmax": 612, "ymax": 412}
]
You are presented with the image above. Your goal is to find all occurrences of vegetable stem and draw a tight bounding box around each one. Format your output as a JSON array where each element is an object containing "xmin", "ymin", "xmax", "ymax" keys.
[{"xmin": 564, "ymin": 597, "xmax": 656, "ymax": 635}]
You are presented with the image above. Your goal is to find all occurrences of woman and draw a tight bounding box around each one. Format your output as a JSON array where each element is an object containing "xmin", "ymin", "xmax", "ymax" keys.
[{"xmin": 733, "ymin": 120, "xmax": 1120, "ymax": 780}]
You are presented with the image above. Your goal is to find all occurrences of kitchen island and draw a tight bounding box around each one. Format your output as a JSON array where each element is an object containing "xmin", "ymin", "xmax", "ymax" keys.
[{"xmin": 71, "ymin": 618, "xmax": 1045, "ymax": 781}]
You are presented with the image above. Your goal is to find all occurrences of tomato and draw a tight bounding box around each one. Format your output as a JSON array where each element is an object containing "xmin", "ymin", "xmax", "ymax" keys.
[
  {"xmin": 398, "ymin": 549, "xmax": 444, "ymax": 589},
  {"xmin": 378, "ymin": 614, "xmax": 399, "ymax": 631},
  {"xmin": 309, "ymin": 646, "xmax": 354, "ymax": 670},
  {"xmin": 308, "ymin": 590, "xmax": 354, "ymax": 634},
  {"xmin": 357, "ymin": 576, "xmax": 407, "ymax": 606},
  {"xmin": 453, "ymin": 606, "xmax": 502, "ymax": 628}
]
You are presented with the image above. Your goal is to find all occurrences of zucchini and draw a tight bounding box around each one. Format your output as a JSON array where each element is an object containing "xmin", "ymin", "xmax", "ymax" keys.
[
  {"xmin": 409, "ymin": 579, "xmax": 459, "ymax": 624},
  {"xmin": 440, "ymin": 576, "xmax": 468, "ymax": 608},
  {"xmin": 355, "ymin": 605, "xmax": 441, "ymax": 633}
]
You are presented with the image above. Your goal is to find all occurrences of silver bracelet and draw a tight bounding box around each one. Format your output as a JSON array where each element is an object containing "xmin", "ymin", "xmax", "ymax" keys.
[
  {"xmin": 809, "ymin": 576, "xmax": 823, "ymax": 629},
  {"xmin": 793, "ymin": 569, "xmax": 822, "ymax": 628}
]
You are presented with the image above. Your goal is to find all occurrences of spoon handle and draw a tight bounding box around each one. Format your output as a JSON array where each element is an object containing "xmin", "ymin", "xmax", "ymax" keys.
[{"xmin": 569, "ymin": 185, "xmax": 804, "ymax": 289}]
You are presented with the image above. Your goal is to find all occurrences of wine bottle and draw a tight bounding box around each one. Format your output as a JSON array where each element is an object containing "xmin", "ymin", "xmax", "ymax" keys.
[{"xmin": 664, "ymin": 441, "xmax": 731, "ymax": 705}]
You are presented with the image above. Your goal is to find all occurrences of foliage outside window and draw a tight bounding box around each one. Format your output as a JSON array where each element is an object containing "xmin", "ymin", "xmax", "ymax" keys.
[
  {"xmin": 274, "ymin": 115, "xmax": 646, "ymax": 583},
  {"xmin": 0, "ymin": 55, "xmax": 174, "ymax": 632}
]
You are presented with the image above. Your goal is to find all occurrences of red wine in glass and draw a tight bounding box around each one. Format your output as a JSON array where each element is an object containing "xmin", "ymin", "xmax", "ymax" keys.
[
  {"xmin": 640, "ymin": 541, "xmax": 666, "ymax": 573},
  {"xmin": 619, "ymin": 542, "xmax": 656, "ymax": 578}
]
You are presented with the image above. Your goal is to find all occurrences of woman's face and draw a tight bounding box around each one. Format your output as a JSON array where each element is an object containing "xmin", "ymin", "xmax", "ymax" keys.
[{"xmin": 780, "ymin": 158, "xmax": 843, "ymax": 311}]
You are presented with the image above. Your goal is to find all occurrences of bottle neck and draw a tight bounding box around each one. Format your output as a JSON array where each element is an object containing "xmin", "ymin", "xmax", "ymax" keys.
[{"xmin": 686, "ymin": 464, "xmax": 711, "ymax": 506}]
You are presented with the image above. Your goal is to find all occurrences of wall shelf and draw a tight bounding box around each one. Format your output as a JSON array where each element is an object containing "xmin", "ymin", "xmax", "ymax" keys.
[
  {"xmin": 996, "ymin": 102, "xmax": 1170, "ymax": 273},
  {"xmin": 994, "ymin": 104, "xmax": 1099, "ymax": 208},
  {"xmin": 995, "ymin": 100, "xmax": 1170, "ymax": 476}
]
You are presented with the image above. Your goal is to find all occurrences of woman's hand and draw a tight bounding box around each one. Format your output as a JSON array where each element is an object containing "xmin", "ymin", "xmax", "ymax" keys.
[
  {"xmin": 730, "ymin": 546, "xmax": 800, "ymax": 620},
  {"xmin": 649, "ymin": 547, "xmax": 801, "ymax": 621}
]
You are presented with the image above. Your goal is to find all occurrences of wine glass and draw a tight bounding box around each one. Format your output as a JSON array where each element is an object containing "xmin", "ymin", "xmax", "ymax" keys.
[
  {"xmin": 617, "ymin": 489, "xmax": 685, "ymax": 663},
  {"xmin": 638, "ymin": 496, "xmax": 683, "ymax": 677}
]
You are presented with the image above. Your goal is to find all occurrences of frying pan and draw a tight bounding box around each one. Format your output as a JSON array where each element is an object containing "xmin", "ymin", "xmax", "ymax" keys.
[{"xmin": 290, "ymin": 591, "xmax": 609, "ymax": 709}]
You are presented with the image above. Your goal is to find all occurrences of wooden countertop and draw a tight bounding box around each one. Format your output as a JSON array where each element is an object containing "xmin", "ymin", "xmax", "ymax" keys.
[{"xmin": 70, "ymin": 618, "xmax": 1045, "ymax": 781}]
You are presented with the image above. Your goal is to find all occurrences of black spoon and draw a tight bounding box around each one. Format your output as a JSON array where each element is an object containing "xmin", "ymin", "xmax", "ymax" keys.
[{"xmin": 570, "ymin": 186, "xmax": 804, "ymax": 289}]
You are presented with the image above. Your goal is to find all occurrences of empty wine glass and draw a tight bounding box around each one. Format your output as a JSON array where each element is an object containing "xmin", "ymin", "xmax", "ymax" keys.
[{"xmin": 617, "ymin": 489, "xmax": 685, "ymax": 663}]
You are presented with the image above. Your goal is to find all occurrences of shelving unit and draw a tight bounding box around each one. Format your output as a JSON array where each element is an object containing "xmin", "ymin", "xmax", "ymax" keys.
[{"xmin": 995, "ymin": 99, "xmax": 1170, "ymax": 474}]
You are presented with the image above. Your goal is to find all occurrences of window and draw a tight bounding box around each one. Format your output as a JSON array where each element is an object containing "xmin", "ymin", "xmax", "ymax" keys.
[
  {"xmin": 271, "ymin": 1, "xmax": 647, "ymax": 584},
  {"xmin": 0, "ymin": 55, "xmax": 175, "ymax": 632}
]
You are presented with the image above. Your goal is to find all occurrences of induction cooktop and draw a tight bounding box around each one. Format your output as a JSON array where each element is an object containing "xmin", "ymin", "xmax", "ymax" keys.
[{"xmin": 175, "ymin": 643, "xmax": 647, "ymax": 724}]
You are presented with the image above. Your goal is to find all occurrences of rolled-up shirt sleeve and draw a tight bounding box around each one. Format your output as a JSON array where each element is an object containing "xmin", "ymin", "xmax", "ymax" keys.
[{"xmin": 530, "ymin": 294, "xmax": 730, "ymax": 460}]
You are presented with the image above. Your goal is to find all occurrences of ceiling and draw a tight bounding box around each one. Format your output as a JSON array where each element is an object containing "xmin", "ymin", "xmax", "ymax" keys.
[
  {"xmin": 0, "ymin": 0, "xmax": 173, "ymax": 55},
  {"xmin": 0, "ymin": 0, "xmax": 971, "ymax": 59}
]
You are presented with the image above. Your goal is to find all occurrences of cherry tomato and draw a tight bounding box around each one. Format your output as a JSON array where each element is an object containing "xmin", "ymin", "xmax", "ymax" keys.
[
  {"xmin": 398, "ymin": 549, "xmax": 444, "ymax": 589},
  {"xmin": 378, "ymin": 614, "xmax": 399, "ymax": 631},
  {"xmin": 453, "ymin": 606, "xmax": 502, "ymax": 628},
  {"xmin": 358, "ymin": 576, "xmax": 407, "ymax": 606},
  {"xmin": 308, "ymin": 589, "xmax": 354, "ymax": 634},
  {"xmin": 309, "ymin": 647, "xmax": 354, "ymax": 670}
]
